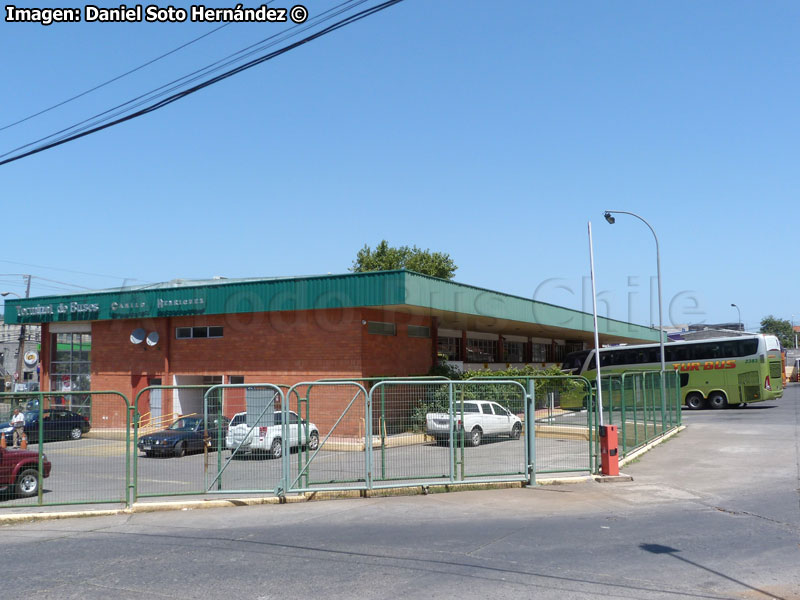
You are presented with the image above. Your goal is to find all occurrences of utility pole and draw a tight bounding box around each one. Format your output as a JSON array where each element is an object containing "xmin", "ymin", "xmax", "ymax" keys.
[{"xmin": 14, "ymin": 275, "xmax": 31, "ymax": 391}]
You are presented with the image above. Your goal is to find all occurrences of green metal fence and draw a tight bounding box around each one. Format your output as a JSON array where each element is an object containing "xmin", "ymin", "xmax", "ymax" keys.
[
  {"xmin": 468, "ymin": 375, "xmax": 596, "ymax": 475},
  {"xmin": 0, "ymin": 390, "xmax": 130, "ymax": 508},
  {"xmin": 368, "ymin": 379, "xmax": 531, "ymax": 489},
  {"xmin": 0, "ymin": 373, "xmax": 683, "ymax": 511},
  {"xmin": 596, "ymin": 370, "xmax": 682, "ymax": 470}
]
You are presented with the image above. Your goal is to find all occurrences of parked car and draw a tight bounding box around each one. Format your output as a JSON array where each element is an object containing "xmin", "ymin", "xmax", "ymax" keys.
[
  {"xmin": 0, "ymin": 445, "xmax": 52, "ymax": 498},
  {"xmin": 226, "ymin": 410, "xmax": 319, "ymax": 459},
  {"xmin": 426, "ymin": 400, "xmax": 522, "ymax": 447},
  {"xmin": 0, "ymin": 409, "xmax": 90, "ymax": 445},
  {"xmin": 138, "ymin": 415, "xmax": 230, "ymax": 457}
]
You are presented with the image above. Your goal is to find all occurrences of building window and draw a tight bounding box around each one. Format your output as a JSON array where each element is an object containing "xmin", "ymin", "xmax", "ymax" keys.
[
  {"xmin": 437, "ymin": 336, "xmax": 461, "ymax": 361},
  {"xmin": 50, "ymin": 332, "xmax": 91, "ymax": 418},
  {"xmin": 229, "ymin": 376, "xmax": 245, "ymax": 384},
  {"xmin": 367, "ymin": 321, "xmax": 396, "ymax": 336},
  {"xmin": 532, "ymin": 343, "xmax": 548, "ymax": 362},
  {"xmin": 176, "ymin": 326, "xmax": 224, "ymax": 339},
  {"xmin": 407, "ymin": 325, "xmax": 430, "ymax": 338},
  {"xmin": 503, "ymin": 341, "xmax": 524, "ymax": 362},
  {"xmin": 553, "ymin": 345, "xmax": 567, "ymax": 363},
  {"xmin": 467, "ymin": 338, "xmax": 497, "ymax": 362}
]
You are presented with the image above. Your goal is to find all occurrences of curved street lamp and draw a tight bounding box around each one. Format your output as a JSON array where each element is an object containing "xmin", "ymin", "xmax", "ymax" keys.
[
  {"xmin": 603, "ymin": 210, "xmax": 667, "ymax": 426},
  {"xmin": 730, "ymin": 303, "xmax": 741, "ymax": 331}
]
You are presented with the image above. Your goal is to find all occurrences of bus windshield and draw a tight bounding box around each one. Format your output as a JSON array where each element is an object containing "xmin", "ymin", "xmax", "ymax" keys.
[{"xmin": 562, "ymin": 351, "xmax": 589, "ymax": 372}]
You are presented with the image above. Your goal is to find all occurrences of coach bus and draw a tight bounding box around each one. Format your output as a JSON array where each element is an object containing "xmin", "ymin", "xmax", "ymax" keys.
[{"xmin": 561, "ymin": 334, "xmax": 784, "ymax": 410}]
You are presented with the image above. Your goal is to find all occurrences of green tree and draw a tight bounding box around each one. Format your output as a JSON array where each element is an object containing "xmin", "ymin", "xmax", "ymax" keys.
[
  {"xmin": 350, "ymin": 240, "xmax": 457, "ymax": 280},
  {"xmin": 759, "ymin": 315, "xmax": 793, "ymax": 348}
]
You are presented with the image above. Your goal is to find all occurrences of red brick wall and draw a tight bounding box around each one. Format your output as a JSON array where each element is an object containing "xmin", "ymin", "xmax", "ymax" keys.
[
  {"xmin": 41, "ymin": 307, "xmax": 436, "ymax": 432},
  {"xmin": 359, "ymin": 308, "xmax": 434, "ymax": 377}
]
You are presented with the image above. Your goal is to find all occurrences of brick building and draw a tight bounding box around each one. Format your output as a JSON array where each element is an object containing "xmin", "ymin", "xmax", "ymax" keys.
[{"xmin": 4, "ymin": 271, "xmax": 660, "ymax": 427}]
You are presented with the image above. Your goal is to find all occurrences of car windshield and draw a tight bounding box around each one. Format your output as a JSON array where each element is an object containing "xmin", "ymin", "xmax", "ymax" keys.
[{"xmin": 169, "ymin": 418, "xmax": 201, "ymax": 431}]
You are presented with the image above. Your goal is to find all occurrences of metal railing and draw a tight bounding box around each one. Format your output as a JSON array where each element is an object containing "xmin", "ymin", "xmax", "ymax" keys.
[
  {"xmin": 0, "ymin": 373, "xmax": 683, "ymax": 511},
  {"xmin": 597, "ymin": 370, "xmax": 682, "ymax": 469},
  {"xmin": 0, "ymin": 390, "xmax": 130, "ymax": 508}
]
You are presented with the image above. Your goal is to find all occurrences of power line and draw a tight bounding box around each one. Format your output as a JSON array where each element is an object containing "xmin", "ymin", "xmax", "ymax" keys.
[
  {"xmin": 1, "ymin": 0, "xmax": 369, "ymax": 161},
  {"xmin": 0, "ymin": 260, "xmax": 142, "ymax": 281},
  {"xmin": 0, "ymin": 0, "xmax": 405, "ymax": 167},
  {"xmin": 0, "ymin": 22, "xmax": 233, "ymax": 133}
]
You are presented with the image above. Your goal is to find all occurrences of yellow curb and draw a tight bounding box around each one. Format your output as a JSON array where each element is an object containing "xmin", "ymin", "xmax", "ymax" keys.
[
  {"xmin": 535, "ymin": 424, "xmax": 591, "ymax": 441},
  {"xmin": 0, "ymin": 508, "xmax": 126, "ymax": 524},
  {"xmin": 130, "ymin": 496, "xmax": 288, "ymax": 512},
  {"xmin": 534, "ymin": 475, "xmax": 594, "ymax": 485}
]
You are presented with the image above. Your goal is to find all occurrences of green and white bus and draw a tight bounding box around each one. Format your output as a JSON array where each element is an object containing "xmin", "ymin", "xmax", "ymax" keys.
[{"xmin": 562, "ymin": 334, "xmax": 784, "ymax": 410}]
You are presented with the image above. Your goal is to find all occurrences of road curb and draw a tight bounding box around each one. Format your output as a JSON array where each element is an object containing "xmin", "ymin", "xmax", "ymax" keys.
[{"xmin": 618, "ymin": 424, "xmax": 686, "ymax": 468}]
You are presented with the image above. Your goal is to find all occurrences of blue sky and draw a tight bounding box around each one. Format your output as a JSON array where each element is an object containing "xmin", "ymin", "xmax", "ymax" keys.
[{"xmin": 2, "ymin": 1, "xmax": 798, "ymax": 332}]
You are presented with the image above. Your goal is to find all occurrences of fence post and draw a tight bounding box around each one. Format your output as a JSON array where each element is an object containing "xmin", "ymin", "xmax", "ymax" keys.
[
  {"xmin": 380, "ymin": 386, "xmax": 386, "ymax": 481},
  {"xmin": 37, "ymin": 392, "xmax": 43, "ymax": 505},
  {"xmin": 127, "ymin": 402, "xmax": 134, "ymax": 507},
  {"xmin": 526, "ymin": 379, "xmax": 536, "ymax": 487},
  {"xmin": 365, "ymin": 383, "xmax": 373, "ymax": 490},
  {"xmin": 448, "ymin": 381, "xmax": 455, "ymax": 483}
]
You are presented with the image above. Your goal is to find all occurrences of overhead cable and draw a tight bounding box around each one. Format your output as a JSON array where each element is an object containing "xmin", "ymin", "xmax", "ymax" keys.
[{"xmin": 0, "ymin": 0, "xmax": 402, "ymax": 166}]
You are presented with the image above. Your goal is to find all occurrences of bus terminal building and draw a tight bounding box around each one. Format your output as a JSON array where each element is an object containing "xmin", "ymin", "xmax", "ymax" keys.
[{"xmin": 3, "ymin": 271, "xmax": 661, "ymax": 427}]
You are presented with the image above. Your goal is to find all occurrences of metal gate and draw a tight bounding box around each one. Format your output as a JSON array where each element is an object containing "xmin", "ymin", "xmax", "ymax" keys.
[
  {"xmin": 468, "ymin": 375, "xmax": 596, "ymax": 476},
  {"xmin": 0, "ymin": 390, "xmax": 131, "ymax": 508},
  {"xmin": 284, "ymin": 381, "xmax": 369, "ymax": 494},
  {"xmin": 369, "ymin": 379, "xmax": 531, "ymax": 489},
  {"xmin": 206, "ymin": 383, "xmax": 286, "ymax": 495}
]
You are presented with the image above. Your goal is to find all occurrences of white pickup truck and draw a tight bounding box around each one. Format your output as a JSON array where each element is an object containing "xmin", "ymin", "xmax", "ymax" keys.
[
  {"xmin": 226, "ymin": 410, "xmax": 319, "ymax": 459},
  {"xmin": 426, "ymin": 400, "xmax": 522, "ymax": 447}
]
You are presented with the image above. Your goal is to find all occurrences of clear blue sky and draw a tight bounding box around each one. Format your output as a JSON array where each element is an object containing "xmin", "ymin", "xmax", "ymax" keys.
[{"xmin": 2, "ymin": 1, "xmax": 798, "ymax": 332}]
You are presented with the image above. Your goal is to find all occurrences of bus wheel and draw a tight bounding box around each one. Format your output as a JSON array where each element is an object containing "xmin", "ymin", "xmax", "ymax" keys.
[
  {"xmin": 708, "ymin": 392, "xmax": 728, "ymax": 410},
  {"xmin": 685, "ymin": 393, "xmax": 704, "ymax": 410}
]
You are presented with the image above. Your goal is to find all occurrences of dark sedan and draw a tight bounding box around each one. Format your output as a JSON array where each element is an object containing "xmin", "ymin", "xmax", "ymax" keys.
[
  {"xmin": 137, "ymin": 415, "xmax": 230, "ymax": 458},
  {"xmin": 0, "ymin": 409, "xmax": 91, "ymax": 445}
]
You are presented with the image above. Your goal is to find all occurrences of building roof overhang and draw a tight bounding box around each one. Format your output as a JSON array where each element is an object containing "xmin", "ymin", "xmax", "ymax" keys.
[{"xmin": 2, "ymin": 270, "xmax": 662, "ymax": 344}]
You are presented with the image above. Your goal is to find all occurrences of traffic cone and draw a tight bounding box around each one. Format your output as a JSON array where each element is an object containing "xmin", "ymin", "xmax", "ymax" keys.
[
  {"xmin": 20, "ymin": 434, "xmax": 27, "ymax": 450},
  {"xmin": 0, "ymin": 433, "xmax": 6, "ymax": 449}
]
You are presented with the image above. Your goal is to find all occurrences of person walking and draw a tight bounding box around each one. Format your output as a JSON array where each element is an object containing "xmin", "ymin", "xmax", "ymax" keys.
[{"xmin": 10, "ymin": 408, "xmax": 25, "ymax": 448}]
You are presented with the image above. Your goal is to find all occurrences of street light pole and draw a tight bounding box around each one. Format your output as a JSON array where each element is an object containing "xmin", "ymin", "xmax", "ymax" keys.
[
  {"xmin": 604, "ymin": 210, "xmax": 667, "ymax": 427},
  {"xmin": 731, "ymin": 303, "xmax": 741, "ymax": 331},
  {"xmin": 588, "ymin": 221, "xmax": 604, "ymax": 427}
]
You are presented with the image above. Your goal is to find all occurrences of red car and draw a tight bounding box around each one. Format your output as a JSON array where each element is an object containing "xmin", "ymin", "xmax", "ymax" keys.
[{"xmin": 0, "ymin": 445, "xmax": 52, "ymax": 498}]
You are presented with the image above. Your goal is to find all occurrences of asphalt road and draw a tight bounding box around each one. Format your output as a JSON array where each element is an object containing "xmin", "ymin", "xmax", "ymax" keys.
[{"xmin": 1, "ymin": 386, "xmax": 798, "ymax": 599}]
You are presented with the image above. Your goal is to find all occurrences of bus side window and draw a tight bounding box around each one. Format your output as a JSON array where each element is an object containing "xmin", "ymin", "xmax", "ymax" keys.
[
  {"xmin": 738, "ymin": 339, "xmax": 758, "ymax": 356},
  {"xmin": 680, "ymin": 373, "xmax": 689, "ymax": 387}
]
